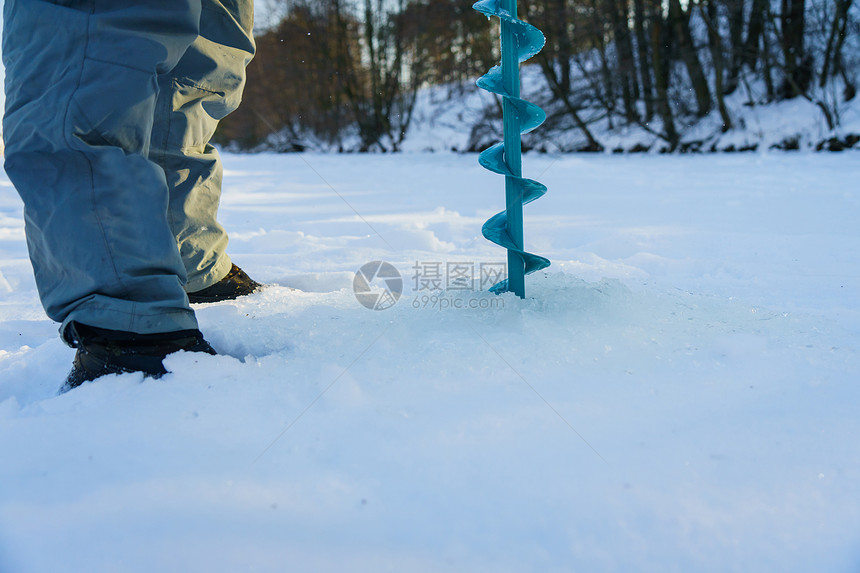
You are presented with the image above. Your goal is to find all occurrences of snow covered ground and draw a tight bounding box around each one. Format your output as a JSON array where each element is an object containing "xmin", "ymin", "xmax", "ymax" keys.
[
  {"xmin": 397, "ymin": 63, "xmax": 860, "ymax": 154},
  {"xmin": 1, "ymin": 151, "xmax": 859, "ymax": 572}
]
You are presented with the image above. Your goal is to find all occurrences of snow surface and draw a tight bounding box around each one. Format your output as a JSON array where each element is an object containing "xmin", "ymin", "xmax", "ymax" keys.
[{"xmin": 1, "ymin": 152, "xmax": 859, "ymax": 572}]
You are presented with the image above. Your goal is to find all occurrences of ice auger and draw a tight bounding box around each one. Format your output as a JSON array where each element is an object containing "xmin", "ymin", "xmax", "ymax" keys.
[{"xmin": 473, "ymin": 0, "xmax": 550, "ymax": 298}]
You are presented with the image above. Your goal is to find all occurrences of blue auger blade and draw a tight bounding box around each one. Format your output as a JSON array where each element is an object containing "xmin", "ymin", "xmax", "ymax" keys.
[
  {"xmin": 474, "ymin": 0, "xmax": 546, "ymax": 61},
  {"xmin": 473, "ymin": 0, "xmax": 549, "ymax": 298},
  {"xmin": 472, "ymin": 0, "xmax": 501, "ymax": 18}
]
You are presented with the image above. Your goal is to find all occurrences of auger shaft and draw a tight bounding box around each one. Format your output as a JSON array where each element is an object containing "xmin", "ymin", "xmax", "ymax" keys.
[
  {"xmin": 501, "ymin": 0, "xmax": 526, "ymax": 297},
  {"xmin": 473, "ymin": 0, "xmax": 550, "ymax": 298}
]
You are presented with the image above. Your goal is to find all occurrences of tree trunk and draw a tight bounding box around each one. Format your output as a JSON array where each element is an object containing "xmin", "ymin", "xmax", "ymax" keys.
[
  {"xmin": 834, "ymin": 0, "xmax": 856, "ymax": 101},
  {"xmin": 669, "ymin": 0, "xmax": 712, "ymax": 116},
  {"xmin": 650, "ymin": 4, "xmax": 679, "ymax": 148},
  {"xmin": 820, "ymin": 0, "xmax": 853, "ymax": 89},
  {"xmin": 702, "ymin": 0, "xmax": 733, "ymax": 130},
  {"xmin": 634, "ymin": 0, "xmax": 655, "ymax": 121},
  {"xmin": 537, "ymin": 51, "xmax": 604, "ymax": 150},
  {"xmin": 780, "ymin": 0, "xmax": 810, "ymax": 98},
  {"xmin": 744, "ymin": 0, "xmax": 767, "ymax": 70},
  {"xmin": 554, "ymin": 0, "xmax": 573, "ymax": 95},
  {"xmin": 723, "ymin": 0, "xmax": 746, "ymax": 93},
  {"xmin": 761, "ymin": 6, "xmax": 777, "ymax": 100},
  {"xmin": 609, "ymin": 0, "xmax": 640, "ymax": 121},
  {"xmin": 591, "ymin": 0, "xmax": 616, "ymax": 127}
]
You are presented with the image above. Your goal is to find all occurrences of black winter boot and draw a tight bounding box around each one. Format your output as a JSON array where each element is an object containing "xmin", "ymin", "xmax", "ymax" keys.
[
  {"xmin": 62, "ymin": 322, "xmax": 216, "ymax": 392},
  {"xmin": 187, "ymin": 264, "xmax": 261, "ymax": 304}
]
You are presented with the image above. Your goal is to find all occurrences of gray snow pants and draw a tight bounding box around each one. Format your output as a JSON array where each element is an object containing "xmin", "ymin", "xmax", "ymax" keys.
[{"xmin": 2, "ymin": 0, "xmax": 254, "ymax": 342}]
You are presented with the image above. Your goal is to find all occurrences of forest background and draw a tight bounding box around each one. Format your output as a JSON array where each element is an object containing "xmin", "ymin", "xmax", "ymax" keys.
[{"xmin": 214, "ymin": 0, "xmax": 860, "ymax": 153}]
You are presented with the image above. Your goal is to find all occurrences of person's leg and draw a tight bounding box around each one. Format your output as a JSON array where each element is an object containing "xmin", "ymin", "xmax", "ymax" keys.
[
  {"xmin": 149, "ymin": 0, "xmax": 256, "ymax": 293},
  {"xmin": 3, "ymin": 0, "xmax": 203, "ymax": 342}
]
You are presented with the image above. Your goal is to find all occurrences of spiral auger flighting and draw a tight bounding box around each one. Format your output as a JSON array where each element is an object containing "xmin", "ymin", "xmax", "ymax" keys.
[{"xmin": 473, "ymin": 0, "xmax": 550, "ymax": 298}]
